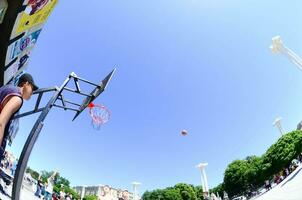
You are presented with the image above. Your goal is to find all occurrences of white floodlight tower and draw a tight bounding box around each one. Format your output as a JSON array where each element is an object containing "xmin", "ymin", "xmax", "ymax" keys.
[
  {"xmin": 196, "ymin": 163, "xmax": 209, "ymax": 198},
  {"xmin": 270, "ymin": 35, "xmax": 302, "ymax": 70},
  {"xmin": 273, "ymin": 117, "xmax": 284, "ymax": 135},
  {"xmin": 132, "ymin": 182, "xmax": 141, "ymax": 200}
]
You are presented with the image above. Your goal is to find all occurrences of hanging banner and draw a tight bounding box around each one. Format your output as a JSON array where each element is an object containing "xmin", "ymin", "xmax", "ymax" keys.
[
  {"xmin": 0, "ymin": 0, "xmax": 58, "ymax": 86},
  {"xmin": 6, "ymin": 28, "xmax": 41, "ymax": 65},
  {"xmin": 4, "ymin": 52, "xmax": 30, "ymax": 85},
  {"xmin": 12, "ymin": 0, "xmax": 57, "ymax": 36}
]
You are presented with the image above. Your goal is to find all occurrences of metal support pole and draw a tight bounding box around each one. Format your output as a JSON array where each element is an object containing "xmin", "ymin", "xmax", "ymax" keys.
[{"xmin": 11, "ymin": 75, "xmax": 71, "ymax": 200}]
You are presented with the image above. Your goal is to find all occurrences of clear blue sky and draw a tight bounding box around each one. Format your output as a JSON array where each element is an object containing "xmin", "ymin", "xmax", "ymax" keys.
[{"xmin": 7, "ymin": 0, "xmax": 302, "ymax": 194}]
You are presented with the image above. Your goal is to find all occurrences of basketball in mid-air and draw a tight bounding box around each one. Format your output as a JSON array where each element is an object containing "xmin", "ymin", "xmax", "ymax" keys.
[{"xmin": 181, "ymin": 129, "xmax": 188, "ymax": 136}]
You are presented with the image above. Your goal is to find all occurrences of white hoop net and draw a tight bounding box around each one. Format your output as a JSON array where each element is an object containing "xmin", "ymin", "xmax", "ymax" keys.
[{"xmin": 89, "ymin": 104, "xmax": 111, "ymax": 130}]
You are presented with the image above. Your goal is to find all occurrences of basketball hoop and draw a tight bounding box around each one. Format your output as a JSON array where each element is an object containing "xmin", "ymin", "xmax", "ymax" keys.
[{"xmin": 88, "ymin": 103, "xmax": 111, "ymax": 130}]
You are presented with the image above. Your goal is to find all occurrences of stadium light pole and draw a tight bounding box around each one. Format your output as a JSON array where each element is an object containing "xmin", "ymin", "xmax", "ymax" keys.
[
  {"xmin": 81, "ymin": 185, "xmax": 86, "ymax": 200},
  {"xmin": 273, "ymin": 117, "xmax": 284, "ymax": 136},
  {"xmin": 132, "ymin": 181, "xmax": 141, "ymax": 200},
  {"xmin": 270, "ymin": 35, "xmax": 302, "ymax": 70},
  {"xmin": 196, "ymin": 163, "xmax": 209, "ymax": 198}
]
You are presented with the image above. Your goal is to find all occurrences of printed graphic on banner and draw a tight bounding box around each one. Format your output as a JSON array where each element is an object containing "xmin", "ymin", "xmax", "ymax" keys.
[
  {"xmin": 14, "ymin": 0, "xmax": 57, "ymax": 35},
  {"xmin": 4, "ymin": 62, "xmax": 18, "ymax": 85},
  {"xmin": 5, "ymin": 29, "xmax": 41, "ymax": 65},
  {"xmin": 25, "ymin": 0, "xmax": 49, "ymax": 15},
  {"xmin": 4, "ymin": 53, "xmax": 30, "ymax": 85}
]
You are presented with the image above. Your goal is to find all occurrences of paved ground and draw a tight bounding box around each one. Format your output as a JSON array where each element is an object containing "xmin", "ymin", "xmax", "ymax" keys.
[
  {"xmin": 0, "ymin": 188, "xmax": 40, "ymax": 200},
  {"xmin": 253, "ymin": 164, "xmax": 302, "ymax": 200}
]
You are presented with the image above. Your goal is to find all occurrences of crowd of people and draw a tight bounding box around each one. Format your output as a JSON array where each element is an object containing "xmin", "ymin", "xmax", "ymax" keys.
[
  {"xmin": 264, "ymin": 153, "xmax": 302, "ymax": 192},
  {"xmin": 0, "ymin": 151, "xmax": 17, "ymax": 195},
  {"xmin": 34, "ymin": 183, "xmax": 74, "ymax": 200},
  {"xmin": 0, "ymin": 151, "xmax": 75, "ymax": 200},
  {"xmin": 0, "ymin": 151, "xmax": 132, "ymax": 200},
  {"xmin": 0, "ymin": 151, "xmax": 17, "ymax": 177},
  {"xmin": 33, "ymin": 172, "xmax": 75, "ymax": 200}
]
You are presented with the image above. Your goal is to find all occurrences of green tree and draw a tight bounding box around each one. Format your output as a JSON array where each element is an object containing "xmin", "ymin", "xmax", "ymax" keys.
[
  {"xmin": 223, "ymin": 130, "xmax": 302, "ymax": 197},
  {"xmin": 40, "ymin": 170, "xmax": 53, "ymax": 183},
  {"xmin": 193, "ymin": 186, "xmax": 204, "ymax": 200},
  {"xmin": 223, "ymin": 155, "xmax": 265, "ymax": 197},
  {"xmin": 26, "ymin": 167, "xmax": 39, "ymax": 180},
  {"xmin": 142, "ymin": 191, "xmax": 152, "ymax": 200},
  {"xmin": 209, "ymin": 183, "xmax": 224, "ymax": 198},
  {"xmin": 54, "ymin": 173, "xmax": 70, "ymax": 188},
  {"xmin": 83, "ymin": 195, "xmax": 98, "ymax": 200},
  {"xmin": 142, "ymin": 188, "xmax": 182, "ymax": 200},
  {"xmin": 162, "ymin": 188, "xmax": 182, "ymax": 200},
  {"xmin": 244, "ymin": 156, "xmax": 264, "ymax": 191},
  {"xmin": 262, "ymin": 130, "xmax": 302, "ymax": 178},
  {"xmin": 174, "ymin": 183, "xmax": 197, "ymax": 200},
  {"xmin": 223, "ymin": 159, "xmax": 249, "ymax": 197},
  {"xmin": 142, "ymin": 189, "xmax": 165, "ymax": 200},
  {"xmin": 64, "ymin": 186, "xmax": 80, "ymax": 199},
  {"xmin": 53, "ymin": 185, "xmax": 60, "ymax": 194}
]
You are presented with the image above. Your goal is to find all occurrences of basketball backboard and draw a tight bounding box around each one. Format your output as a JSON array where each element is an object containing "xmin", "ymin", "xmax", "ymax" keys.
[{"xmin": 72, "ymin": 68, "xmax": 116, "ymax": 121}]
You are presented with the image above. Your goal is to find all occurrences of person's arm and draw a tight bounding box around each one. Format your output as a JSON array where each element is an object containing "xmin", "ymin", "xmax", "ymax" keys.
[{"xmin": 0, "ymin": 96, "xmax": 22, "ymax": 145}]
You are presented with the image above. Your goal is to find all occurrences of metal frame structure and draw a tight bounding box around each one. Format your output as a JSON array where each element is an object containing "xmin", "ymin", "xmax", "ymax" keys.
[{"xmin": 11, "ymin": 69, "xmax": 115, "ymax": 200}]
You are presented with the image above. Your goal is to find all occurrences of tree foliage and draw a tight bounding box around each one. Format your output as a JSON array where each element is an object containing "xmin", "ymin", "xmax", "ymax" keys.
[
  {"xmin": 26, "ymin": 167, "xmax": 39, "ymax": 180},
  {"xmin": 223, "ymin": 130, "xmax": 302, "ymax": 198},
  {"xmin": 161, "ymin": 188, "xmax": 183, "ymax": 200},
  {"xmin": 262, "ymin": 130, "xmax": 302, "ymax": 177},
  {"xmin": 55, "ymin": 173, "xmax": 70, "ymax": 188},
  {"xmin": 142, "ymin": 183, "xmax": 202, "ymax": 200},
  {"xmin": 83, "ymin": 195, "xmax": 98, "ymax": 200},
  {"xmin": 244, "ymin": 156, "xmax": 264, "ymax": 190},
  {"xmin": 174, "ymin": 183, "xmax": 197, "ymax": 200},
  {"xmin": 193, "ymin": 186, "xmax": 204, "ymax": 200},
  {"xmin": 209, "ymin": 183, "xmax": 224, "ymax": 198},
  {"xmin": 223, "ymin": 159, "xmax": 249, "ymax": 197}
]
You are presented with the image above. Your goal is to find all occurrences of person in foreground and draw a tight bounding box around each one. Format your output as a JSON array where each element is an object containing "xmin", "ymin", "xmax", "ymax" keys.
[{"xmin": 0, "ymin": 73, "xmax": 38, "ymax": 161}]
